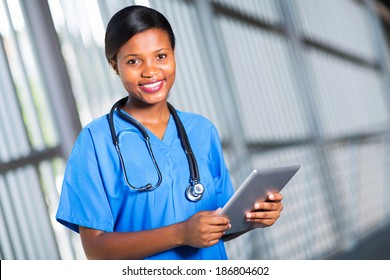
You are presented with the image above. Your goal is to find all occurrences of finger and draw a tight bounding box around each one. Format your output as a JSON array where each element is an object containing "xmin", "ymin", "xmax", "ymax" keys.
[
  {"xmin": 250, "ymin": 218, "xmax": 277, "ymax": 227},
  {"xmin": 197, "ymin": 211, "xmax": 228, "ymax": 221},
  {"xmin": 252, "ymin": 194, "xmax": 282, "ymax": 210},
  {"xmin": 201, "ymin": 210, "xmax": 230, "ymax": 222},
  {"xmin": 199, "ymin": 210, "xmax": 220, "ymax": 216},
  {"xmin": 246, "ymin": 210, "xmax": 280, "ymax": 220},
  {"xmin": 210, "ymin": 230, "xmax": 229, "ymax": 241},
  {"xmin": 264, "ymin": 202, "xmax": 283, "ymax": 211},
  {"xmin": 206, "ymin": 237, "xmax": 222, "ymax": 247},
  {"xmin": 209, "ymin": 223, "xmax": 231, "ymax": 233},
  {"xmin": 253, "ymin": 201, "xmax": 283, "ymax": 211},
  {"xmin": 207, "ymin": 215, "xmax": 230, "ymax": 226},
  {"xmin": 267, "ymin": 193, "xmax": 283, "ymax": 201},
  {"xmin": 198, "ymin": 231, "xmax": 226, "ymax": 247}
]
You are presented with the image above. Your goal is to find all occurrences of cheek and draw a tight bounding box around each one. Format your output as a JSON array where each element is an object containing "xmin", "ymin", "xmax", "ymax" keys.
[
  {"xmin": 165, "ymin": 62, "xmax": 176, "ymax": 81},
  {"xmin": 119, "ymin": 70, "xmax": 139, "ymax": 86}
]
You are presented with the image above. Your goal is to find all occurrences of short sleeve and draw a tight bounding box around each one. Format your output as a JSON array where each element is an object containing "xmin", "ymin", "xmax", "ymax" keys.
[
  {"xmin": 56, "ymin": 128, "xmax": 113, "ymax": 233},
  {"xmin": 209, "ymin": 126, "xmax": 235, "ymax": 208}
]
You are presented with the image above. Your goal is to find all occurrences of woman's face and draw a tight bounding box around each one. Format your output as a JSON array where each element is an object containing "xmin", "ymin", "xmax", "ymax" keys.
[{"xmin": 114, "ymin": 29, "xmax": 176, "ymax": 107}]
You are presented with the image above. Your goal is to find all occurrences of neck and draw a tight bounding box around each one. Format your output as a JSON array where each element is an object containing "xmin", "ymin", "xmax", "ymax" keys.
[
  {"xmin": 126, "ymin": 101, "xmax": 169, "ymax": 123},
  {"xmin": 122, "ymin": 100, "xmax": 171, "ymax": 139}
]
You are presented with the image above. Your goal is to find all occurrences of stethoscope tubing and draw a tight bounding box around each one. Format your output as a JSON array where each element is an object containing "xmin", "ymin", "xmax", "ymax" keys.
[
  {"xmin": 109, "ymin": 98, "xmax": 163, "ymax": 191},
  {"xmin": 167, "ymin": 103, "xmax": 200, "ymax": 184}
]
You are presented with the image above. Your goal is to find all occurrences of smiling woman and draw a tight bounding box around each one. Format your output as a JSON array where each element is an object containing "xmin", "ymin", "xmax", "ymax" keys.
[
  {"xmin": 113, "ymin": 29, "xmax": 176, "ymax": 121},
  {"xmin": 1, "ymin": 0, "xmax": 390, "ymax": 262},
  {"xmin": 55, "ymin": 5, "xmax": 284, "ymax": 260}
]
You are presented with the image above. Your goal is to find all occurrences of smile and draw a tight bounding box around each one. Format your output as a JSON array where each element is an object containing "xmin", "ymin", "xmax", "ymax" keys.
[{"xmin": 139, "ymin": 80, "xmax": 164, "ymax": 93}]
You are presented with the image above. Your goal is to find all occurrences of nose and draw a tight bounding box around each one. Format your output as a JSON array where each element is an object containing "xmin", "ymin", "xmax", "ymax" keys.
[{"xmin": 141, "ymin": 60, "xmax": 159, "ymax": 78}]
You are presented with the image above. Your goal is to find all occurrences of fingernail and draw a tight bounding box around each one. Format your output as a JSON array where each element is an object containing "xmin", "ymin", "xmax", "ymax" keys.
[
  {"xmin": 269, "ymin": 194, "xmax": 275, "ymax": 200},
  {"xmin": 246, "ymin": 213, "xmax": 252, "ymax": 218},
  {"xmin": 254, "ymin": 203, "xmax": 260, "ymax": 209}
]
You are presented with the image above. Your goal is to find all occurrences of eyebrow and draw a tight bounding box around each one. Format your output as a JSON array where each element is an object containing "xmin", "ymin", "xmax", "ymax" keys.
[{"xmin": 122, "ymin": 48, "xmax": 171, "ymax": 59}]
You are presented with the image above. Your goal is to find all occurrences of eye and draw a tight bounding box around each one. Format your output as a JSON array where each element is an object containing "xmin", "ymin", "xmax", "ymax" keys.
[
  {"xmin": 157, "ymin": 53, "xmax": 167, "ymax": 60},
  {"xmin": 126, "ymin": 58, "xmax": 140, "ymax": 65}
]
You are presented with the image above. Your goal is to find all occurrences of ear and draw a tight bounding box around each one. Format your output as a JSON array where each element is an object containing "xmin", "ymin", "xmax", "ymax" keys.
[{"xmin": 109, "ymin": 59, "xmax": 119, "ymax": 75}]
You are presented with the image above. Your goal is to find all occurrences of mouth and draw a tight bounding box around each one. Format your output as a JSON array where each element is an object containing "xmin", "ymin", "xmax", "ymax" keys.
[{"xmin": 139, "ymin": 80, "xmax": 164, "ymax": 93}]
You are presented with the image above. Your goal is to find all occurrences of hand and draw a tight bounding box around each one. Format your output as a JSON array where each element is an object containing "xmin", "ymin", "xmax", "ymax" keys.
[
  {"xmin": 245, "ymin": 193, "xmax": 283, "ymax": 228},
  {"xmin": 179, "ymin": 209, "xmax": 231, "ymax": 248}
]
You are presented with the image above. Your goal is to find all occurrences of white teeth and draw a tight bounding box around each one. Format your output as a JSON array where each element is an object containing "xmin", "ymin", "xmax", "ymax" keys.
[{"xmin": 143, "ymin": 81, "xmax": 161, "ymax": 88}]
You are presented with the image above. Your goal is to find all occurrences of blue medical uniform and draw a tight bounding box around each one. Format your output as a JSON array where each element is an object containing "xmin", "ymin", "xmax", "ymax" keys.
[{"xmin": 56, "ymin": 108, "xmax": 235, "ymax": 260}]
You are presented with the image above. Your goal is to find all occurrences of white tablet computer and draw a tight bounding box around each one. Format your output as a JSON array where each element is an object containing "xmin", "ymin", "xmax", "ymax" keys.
[{"xmin": 220, "ymin": 165, "xmax": 300, "ymax": 235}]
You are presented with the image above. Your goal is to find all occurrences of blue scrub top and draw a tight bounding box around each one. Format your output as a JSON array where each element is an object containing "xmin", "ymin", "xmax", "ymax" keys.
[{"xmin": 56, "ymin": 108, "xmax": 234, "ymax": 260}]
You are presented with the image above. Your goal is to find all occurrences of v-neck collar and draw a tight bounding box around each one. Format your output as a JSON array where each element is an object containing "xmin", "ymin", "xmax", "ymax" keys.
[{"xmin": 115, "ymin": 109, "xmax": 178, "ymax": 148}]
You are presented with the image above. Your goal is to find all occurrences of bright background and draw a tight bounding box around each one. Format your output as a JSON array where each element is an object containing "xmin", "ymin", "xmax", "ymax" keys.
[{"xmin": 1, "ymin": 0, "xmax": 390, "ymax": 260}]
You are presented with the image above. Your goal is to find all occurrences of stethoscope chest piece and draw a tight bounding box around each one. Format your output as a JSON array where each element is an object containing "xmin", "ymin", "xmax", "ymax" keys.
[{"xmin": 185, "ymin": 183, "xmax": 205, "ymax": 202}]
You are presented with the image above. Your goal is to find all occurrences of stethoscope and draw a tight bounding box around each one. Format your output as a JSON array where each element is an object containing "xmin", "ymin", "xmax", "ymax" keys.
[{"xmin": 108, "ymin": 97, "xmax": 205, "ymax": 202}]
